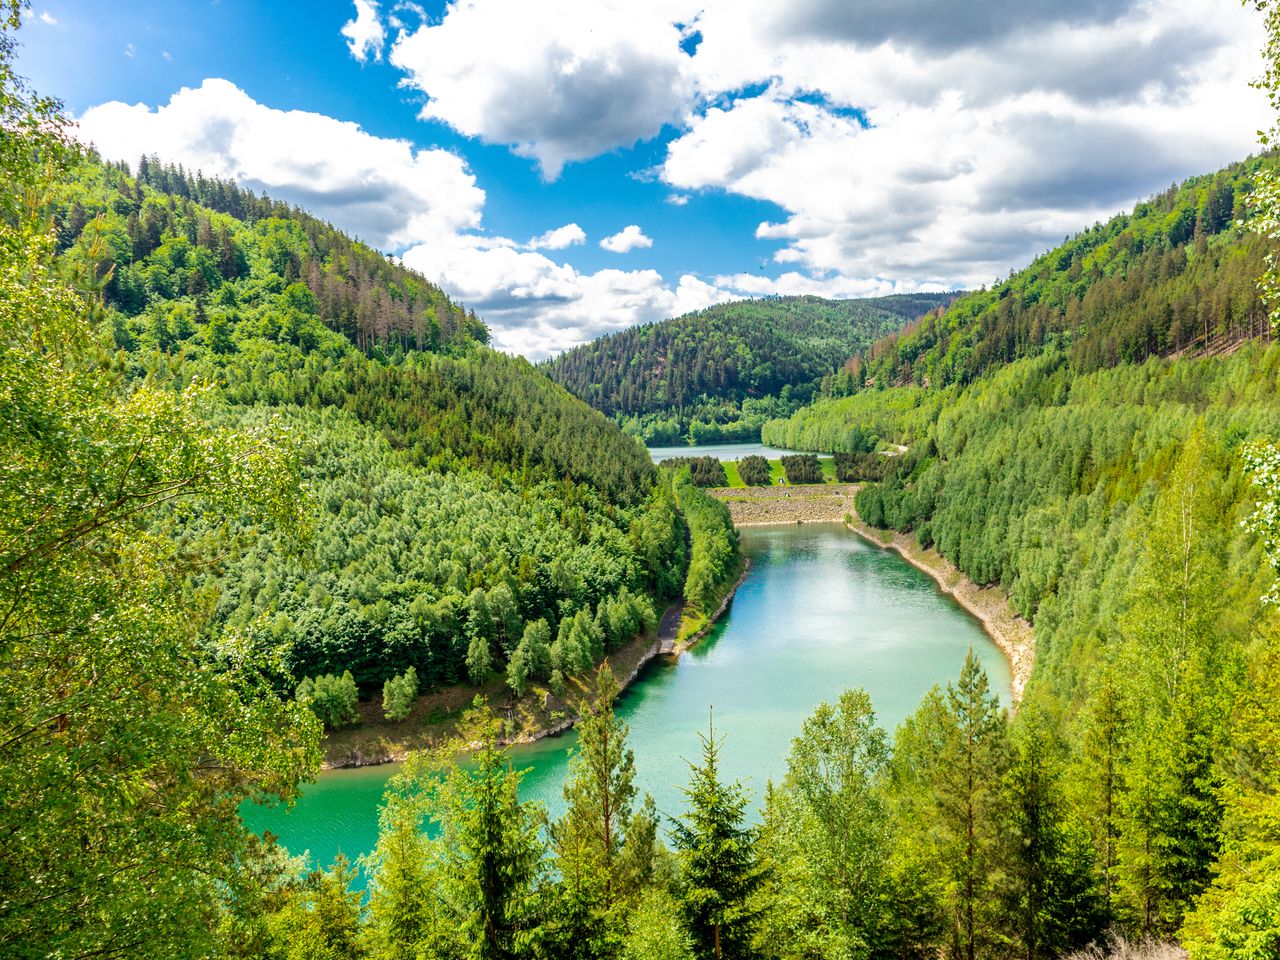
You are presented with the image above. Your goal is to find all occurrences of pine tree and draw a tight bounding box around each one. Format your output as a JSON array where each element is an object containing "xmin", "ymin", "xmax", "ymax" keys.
[
  {"xmin": 437, "ymin": 704, "xmax": 545, "ymax": 960},
  {"xmin": 1005, "ymin": 708, "xmax": 1105, "ymax": 959},
  {"xmin": 672, "ymin": 712, "xmax": 766, "ymax": 960}
]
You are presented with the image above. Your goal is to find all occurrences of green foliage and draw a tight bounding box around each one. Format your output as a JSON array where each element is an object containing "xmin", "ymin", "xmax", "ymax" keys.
[
  {"xmin": 779, "ymin": 454, "xmax": 822, "ymax": 485},
  {"xmin": 888, "ymin": 652, "xmax": 1013, "ymax": 960},
  {"xmin": 831, "ymin": 157, "xmax": 1273, "ymax": 392},
  {"xmin": 624, "ymin": 888, "xmax": 695, "ymax": 960},
  {"xmin": 540, "ymin": 665, "xmax": 657, "ymax": 959},
  {"xmin": 672, "ymin": 715, "xmax": 767, "ymax": 960},
  {"xmin": 263, "ymin": 858, "xmax": 364, "ymax": 960},
  {"xmin": 755, "ymin": 690, "xmax": 893, "ymax": 960},
  {"xmin": 735, "ymin": 456, "xmax": 770, "ymax": 486},
  {"xmin": 0, "ymin": 17, "xmax": 320, "ymax": 956},
  {"xmin": 832, "ymin": 451, "xmax": 888, "ymax": 482},
  {"xmin": 39, "ymin": 149, "xmax": 688, "ymax": 706},
  {"xmin": 298, "ymin": 671, "xmax": 360, "ymax": 730},
  {"xmin": 661, "ymin": 456, "xmax": 727, "ymax": 487},
  {"xmin": 364, "ymin": 703, "xmax": 546, "ymax": 960},
  {"xmin": 670, "ymin": 471, "xmax": 740, "ymax": 616},
  {"xmin": 382, "ymin": 667, "xmax": 418, "ymax": 722},
  {"xmin": 546, "ymin": 294, "xmax": 953, "ymax": 443}
]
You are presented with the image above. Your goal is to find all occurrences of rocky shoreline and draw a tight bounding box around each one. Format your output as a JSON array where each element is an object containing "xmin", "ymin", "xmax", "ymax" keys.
[{"xmin": 322, "ymin": 575, "xmax": 753, "ymax": 769}]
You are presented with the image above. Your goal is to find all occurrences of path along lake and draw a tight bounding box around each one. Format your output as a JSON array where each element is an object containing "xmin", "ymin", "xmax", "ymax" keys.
[{"xmin": 243, "ymin": 523, "xmax": 1011, "ymax": 870}]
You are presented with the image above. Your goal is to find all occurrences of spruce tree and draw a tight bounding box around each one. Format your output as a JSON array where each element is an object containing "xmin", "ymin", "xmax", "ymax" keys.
[
  {"xmin": 541, "ymin": 663, "xmax": 656, "ymax": 959},
  {"xmin": 887, "ymin": 651, "xmax": 1012, "ymax": 960},
  {"xmin": 672, "ymin": 712, "xmax": 766, "ymax": 960}
]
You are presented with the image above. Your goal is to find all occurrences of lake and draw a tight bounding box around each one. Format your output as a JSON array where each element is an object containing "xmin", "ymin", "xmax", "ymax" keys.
[
  {"xmin": 645, "ymin": 441, "xmax": 816, "ymax": 463},
  {"xmin": 242, "ymin": 523, "xmax": 1011, "ymax": 871}
]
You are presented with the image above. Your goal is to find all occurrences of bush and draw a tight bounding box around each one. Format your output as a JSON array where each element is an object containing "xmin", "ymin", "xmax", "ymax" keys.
[
  {"xmin": 737, "ymin": 455, "xmax": 771, "ymax": 486},
  {"xmin": 297, "ymin": 670, "xmax": 360, "ymax": 729},
  {"xmin": 781, "ymin": 454, "xmax": 823, "ymax": 485},
  {"xmin": 662, "ymin": 456, "xmax": 727, "ymax": 487},
  {"xmin": 381, "ymin": 666, "xmax": 417, "ymax": 722}
]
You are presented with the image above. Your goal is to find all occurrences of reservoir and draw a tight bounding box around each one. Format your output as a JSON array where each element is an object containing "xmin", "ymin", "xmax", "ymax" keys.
[
  {"xmin": 243, "ymin": 523, "xmax": 1011, "ymax": 870},
  {"xmin": 645, "ymin": 441, "xmax": 814, "ymax": 463}
]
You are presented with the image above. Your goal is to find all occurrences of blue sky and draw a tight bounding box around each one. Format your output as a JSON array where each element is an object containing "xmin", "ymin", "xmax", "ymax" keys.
[{"xmin": 15, "ymin": 0, "xmax": 1271, "ymax": 357}]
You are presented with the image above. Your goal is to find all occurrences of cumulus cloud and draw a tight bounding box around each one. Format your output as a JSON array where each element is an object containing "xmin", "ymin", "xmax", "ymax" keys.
[
  {"xmin": 387, "ymin": 0, "xmax": 696, "ymax": 179},
  {"xmin": 600, "ymin": 225, "xmax": 653, "ymax": 253},
  {"xmin": 400, "ymin": 233, "xmax": 733, "ymax": 357},
  {"xmin": 341, "ymin": 0, "xmax": 386, "ymax": 63},
  {"xmin": 655, "ymin": 0, "xmax": 1269, "ymax": 290},
  {"xmin": 528, "ymin": 223, "xmax": 586, "ymax": 250},
  {"xmin": 368, "ymin": 0, "xmax": 1269, "ymax": 299},
  {"xmin": 77, "ymin": 79, "xmax": 484, "ymax": 251},
  {"xmin": 772, "ymin": 0, "xmax": 1136, "ymax": 52}
]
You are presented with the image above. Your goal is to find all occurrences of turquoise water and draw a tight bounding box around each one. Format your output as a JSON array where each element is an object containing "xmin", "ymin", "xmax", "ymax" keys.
[
  {"xmin": 242, "ymin": 524, "xmax": 1011, "ymax": 870},
  {"xmin": 645, "ymin": 441, "xmax": 814, "ymax": 463}
]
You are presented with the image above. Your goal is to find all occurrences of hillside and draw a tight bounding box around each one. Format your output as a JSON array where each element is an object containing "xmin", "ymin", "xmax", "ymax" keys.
[
  {"xmin": 543, "ymin": 292, "xmax": 955, "ymax": 443},
  {"xmin": 48, "ymin": 154, "xmax": 693, "ymax": 694},
  {"xmin": 828, "ymin": 156, "xmax": 1271, "ymax": 394},
  {"xmin": 761, "ymin": 154, "xmax": 1280, "ymax": 947}
]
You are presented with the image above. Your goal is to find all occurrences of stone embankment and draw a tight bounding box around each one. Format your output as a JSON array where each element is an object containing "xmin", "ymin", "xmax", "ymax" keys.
[{"xmin": 707, "ymin": 483, "xmax": 860, "ymax": 525}]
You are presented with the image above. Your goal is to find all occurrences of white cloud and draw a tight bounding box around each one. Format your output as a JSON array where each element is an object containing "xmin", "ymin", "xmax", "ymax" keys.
[
  {"xmin": 528, "ymin": 223, "xmax": 586, "ymax": 250},
  {"xmin": 387, "ymin": 0, "xmax": 697, "ymax": 179},
  {"xmin": 654, "ymin": 0, "xmax": 1270, "ymax": 290},
  {"xmin": 76, "ymin": 79, "xmax": 484, "ymax": 251},
  {"xmin": 399, "ymin": 231, "xmax": 741, "ymax": 357},
  {"xmin": 341, "ymin": 0, "xmax": 386, "ymax": 63},
  {"xmin": 124, "ymin": 43, "xmax": 136, "ymax": 58},
  {"xmin": 600, "ymin": 224, "xmax": 653, "ymax": 253},
  {"xmin": 38, "ymin": 11, "xmax": 57, "ymax": 25},
  {"xmin": 373, "ymin": 0, "xmax": 1268, "ymax": 294}
]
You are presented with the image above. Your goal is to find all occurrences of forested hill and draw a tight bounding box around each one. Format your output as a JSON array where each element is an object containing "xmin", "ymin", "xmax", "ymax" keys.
[
  {"xmin": 47, "ymin": 154, "xmax": 686, "ymax": 694},
  {"xmin": 543, "ymin": 292, "xmax": 954, "ymax": 444},
  {"xmin": 758, "ymin": 153, "xmax": 1280, "ymax": 951},
  {"xmin": 837, "ymin": 155, "xmax": 1271, "ymax": 393}
]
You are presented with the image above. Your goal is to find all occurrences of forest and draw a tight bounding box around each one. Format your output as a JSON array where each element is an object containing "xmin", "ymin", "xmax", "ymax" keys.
[
  {"xmin": 543, "ymin": 294, "xmax": 954, "ymax": 444},
  {"xmin": 5, "ymin": 2, "xmax": 1280, "ymax": 958},
  {"xmin": 759, "ymin": 152, "xmax": 1280, "ymax": 957}
]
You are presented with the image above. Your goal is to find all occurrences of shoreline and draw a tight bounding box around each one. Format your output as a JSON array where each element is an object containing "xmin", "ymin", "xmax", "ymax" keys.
[
  {"xmin": 670, "ymin": 558, "xmax": 751, "ymax": 655},
  {"xmin": 704, "ymin": 482, "xmax": 1032, "ymax": 702},
  {"xmin": 845, "ymin": 520, "xmax": 1034, "ymax": 703},
  {"xmin": 322, "ymin": 571, "xmax": 753, "ymax": 770}
]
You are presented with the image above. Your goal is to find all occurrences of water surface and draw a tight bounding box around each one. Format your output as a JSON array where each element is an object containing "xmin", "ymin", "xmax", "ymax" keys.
[
  {"xmin": 244, "ymin": 524, "xmax": 1011, "ymax": 869},
  {"xmin": 645, "ymin": 441, "xmax": 814, "ymax": 463}
]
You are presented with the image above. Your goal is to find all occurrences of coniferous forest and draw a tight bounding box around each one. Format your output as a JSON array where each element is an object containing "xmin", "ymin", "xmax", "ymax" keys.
[
  {"xmin": 5, "ymin": 2, "xmax": 1280, "ymax": 959},
  {"xmin": 543, "ymin": 294, "xmax": 954, "ymax": 444}
]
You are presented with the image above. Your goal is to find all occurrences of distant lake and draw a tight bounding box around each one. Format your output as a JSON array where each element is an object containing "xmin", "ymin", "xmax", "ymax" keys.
[{"xmin": 646, "ymin": 441, "xmax": 816, "ymax": 463}]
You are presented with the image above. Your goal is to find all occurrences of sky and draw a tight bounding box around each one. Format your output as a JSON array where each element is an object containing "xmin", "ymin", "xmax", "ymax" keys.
[{"xmin": 15, "ymin": 0, "xmax": 1273, "ymax": 358}]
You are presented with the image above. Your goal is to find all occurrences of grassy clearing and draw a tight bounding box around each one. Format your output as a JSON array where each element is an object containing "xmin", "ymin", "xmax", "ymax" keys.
[{"xmin": 713, "ymin": 457, "xmax": 837, "ymax": 486}]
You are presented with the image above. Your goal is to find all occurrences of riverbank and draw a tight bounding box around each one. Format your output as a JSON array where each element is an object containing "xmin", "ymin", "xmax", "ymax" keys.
[
  {"xmin": 845, "ymin": 521, "xmax": 1034, "ymax": 702},
  {"xmin": 706, "ymin": 482, "xmax": 1033, "ymax": 702},
  {"xmin": 320, "ymin": 625, "xmax": 668, "ymax": 769},
  {"xmin": 321, "ymin": 566, "xmax": 755, "ymax": 769}
]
